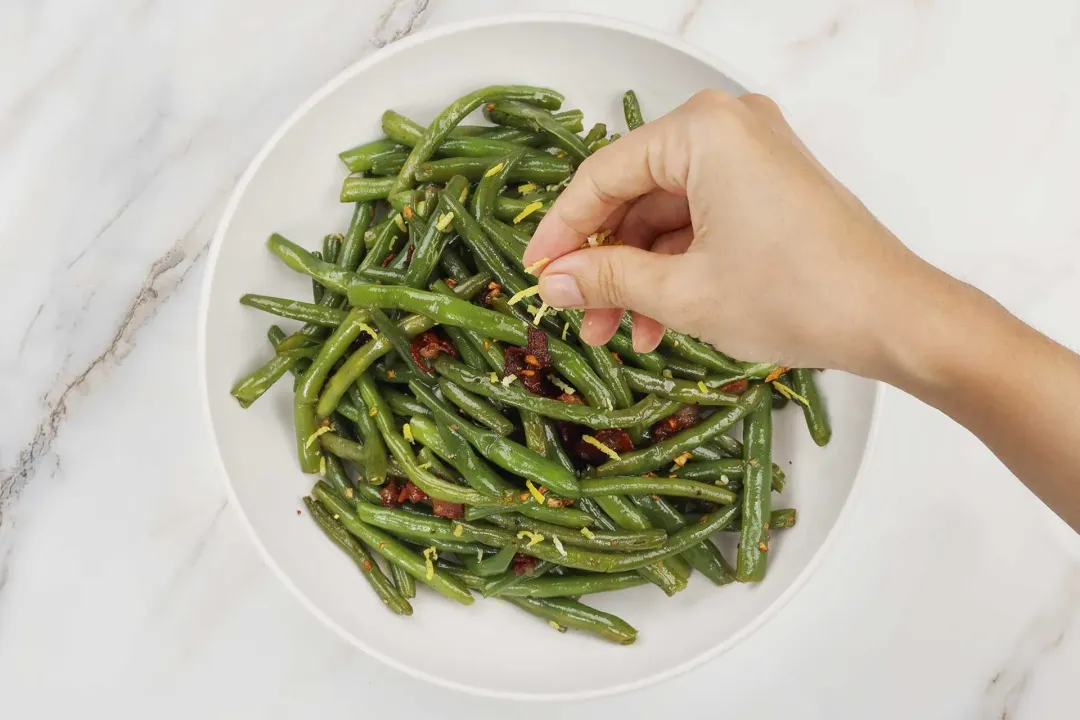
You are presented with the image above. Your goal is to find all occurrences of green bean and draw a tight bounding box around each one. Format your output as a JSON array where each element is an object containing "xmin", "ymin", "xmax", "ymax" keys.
[
  {"xmin": 347, "ymin": 284, "xmax": 615, "ymax": 411},
  {"xmin": 542, "ymin": 417, "xmax": 578, "ymax": 476},
  {"xmin": 506, "ymin": 596, "xmax": 636, "ymax": 644},
  {"xmin": 603, "ymin": 326, "xmax": 667, "ymax": 374},
  {"xmin": 483, "ymin": 560, "xmax": 555, "ymax": 598},
  {"xmin": 230, "ymin": 346, "xmax": 304, "ymax": 408},
  {"xmin": 411, "ymin": 381, "xmax": 581, "ymax": 499},
  {"xmin": 368, "ymin": 151, "xmax": 409, "ymax": 175},
  {"xmin": 622, "ymin": 366, "xmax": 739, "ymax": 406},
  {"xmin": 737, "ymin": 390, "xmax": 773, "ymax": 583},
  {"xmin": 390, "ymin": 563, "xmax": 416, "ymax": 599},
  {"xmin": 519, "ymin": 407, "xmax": 548, "ymax": 455},
  {"xmin": 415, "ymin": 155, "xmax": 572, "ymax": 184},
  {"xmin": 240, "ymin": 294, "xmax": 347, "ymax": 327},
  {"xmin": 316, "ymin": 271, "xmax": 491, "ymax": 418},
  {"xmin": 671, "ymin": 458, "xmax": 745, "ymax": 483},
  {"xmin": 439, "ymin": 246, "xmax": 474, "ymax": 282},
  {"xmin": 409, "ymin": 414, "xmax": 595, "ymax": 529},
  {"xmin": 403, "ymin": 176, "xmax": 468, "ymax": 289},
  {"xmin": 368, "ymin": 309, "xmax": 429, "ymax": 388},
  {"xmin": 416, "ymin": 445, "xmax": 462, "ymax": 484},
  {"xmin": 590, "ymin": 496, "xmax": 689, "ymax": 594},
  {"xmin": 725, "ymin": 508, "xmax": 797, "ymax": 532},
  {"xmin": 362, "ymin": 265, "xmax": 407, "ymax": 285},
  {"xmin": 630, "ymin": 494, "xmax": 735, "ymax": 586},
  {"xmin": 693, "ymin": 437, "xmax": 786, "ymax": 492},
  {"xmin": 485, "ymin": 513, "xmax": 667, "ymax": 552},
  {"xmin": 492, "ymin": 195, "xmax": 553, "ymax": 224},
  {"xmin": 382, "ymin": 386, "xmax": 431, "ymax": 417},
  {"xmin": 310, "ymin": 250, "xmax": 325, "ymax": 304},
  {"xmin": 789, "ymin": 368, "xmax": 832, "ymax": 446},
  {"xmin": 339, "ymin": 138, "xmax": 404, "ymax": 173},
  {"xmin": 484, "ymin": 101, "xmax": 589, "ymax": 164},
  {"xmin": 340, "ymin": 175, "xmax": 395, "ymax": 202},
  {"xmin": 429, "ymin": 280, "xmax": 492, "ymax": 372},
  {"xmin": 461, "ymin": 544, "xmax": 518, "ymax": 577},
  {"xmin": 346, "ymin": 385, "xmax": 388, "ymax": 485},
  {"xmin": 583, "ymin": 122, "xmax": 608, "ymax": 148},
  {"xmin": 514, "ymin": 573, "xmax": 648, "ymax": 598},
  {"xmin": 389, "ymin": 85, "xmax": 564, "ymax": 195},
  {"xmin": 358, "ymin": 374, "xmax": 515, "ymax": 507},
  {"xmin": 436, "ymin": 378, "xmax": 515, "ymax": 436},
  {"xmin": 322, "ymin": 233, "xmax": 342, "ymax": 266},
  {"xmin": 580, "ymin": 477, "xmax": 737, "ymax": 505},
  {"xmin": 594, "ymin": 384, "xmax": 769, "ymax": 477},
  {"xmin": 622, "ymin": 90, "xmax": 645, "ymax": 130},
  {"xmin": 562, "ymin": 311, "xmax": 634, "ymax": 409},
  {"xmin": 297, "ymin": 308, "xmax": 376, "ymax": 404},
  {"xmin": 471, "ymin": 149, "xmax": 526, "ymax": 220},
  {"xmin": 321, "ymin": 452, "xmax": 355, "ymax": 502},
  {"xmin": 319, "ymin": 432, "xmax": 408, "ymax": 480},
  {"xmin": 349, "ymin": 496, "xmax": 462, "ymax": 541},
  {"xmin": 302, "ymin": 496, "xmax": 412, "ymax": 615},
  {"xmin": 313, "ymin": 484, "xmax": 474, "ymax": 605},
  {"xmin": 294, "ymin": 395, "xmax": 322, "ymax": 473},
  {"xmin": 357, "ymin": 214, "xmax": 405, "ymax": 276},
  {"xmin": 268, "ymin": 233, "xmax": 357, "ymax": 295},
  {"xmin": 433, "ymin": 356, "xmax": 676, "ymax": 429},
  {"xmin": 662, "ymin": 329, "xmax": 743, "ymax": 375},
  {"xmin": 381, "ymin": 109, "xmax": 581, "ymax": 151}
]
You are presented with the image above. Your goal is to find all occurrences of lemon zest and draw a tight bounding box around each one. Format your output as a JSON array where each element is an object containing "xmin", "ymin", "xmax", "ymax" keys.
[
  {"xmin": 580, "ymin": 527, "xmax": 596, "ymax": 540},
  {"xmin": 582, "ymin": 434, "xmax": 620, "ymax": 461},
  {"xmin": 513, "ymin": 200, "xmax": 544, "ymax": 224},
  {"xmin": 484, "ymin": 162, "xmax": 505, "ymax": 178},
  {"xmin": 523, "ymin": 257, "xmax": 551, "ymax": 275},
  {"xmin": 304, "ymin": 426, "xmax": 332, "ymax": 449},
  {"xmin": 423, "ymin": 547, "xmax": 438, "ymax": 580},
  {"xmin": 507, "ymin": 285, "xmax": 541, "ymax": 306},
  {"xmin": 516, "ymin": 530, "xmax": 544, "ymax": 548},
  {"xmin": 525, "ymin": 480, "xmax": 546, "ymax": 505}
]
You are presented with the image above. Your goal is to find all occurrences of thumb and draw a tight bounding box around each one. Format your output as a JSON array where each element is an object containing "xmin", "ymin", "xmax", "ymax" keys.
[{"xmin": 537, "ymin": 246, "xmax": 687, "ymax": 320}]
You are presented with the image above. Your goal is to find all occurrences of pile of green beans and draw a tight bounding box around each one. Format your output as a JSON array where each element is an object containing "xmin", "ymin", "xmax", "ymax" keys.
[{"xmin": 230, "ymin": 86, "xmax": 833, "ymax": 645}]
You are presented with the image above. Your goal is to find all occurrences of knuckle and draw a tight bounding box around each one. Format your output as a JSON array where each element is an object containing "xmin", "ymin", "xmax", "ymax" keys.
[{"xmin": 594, "ymin": 256, "xmax": 626, "ymax": 307}]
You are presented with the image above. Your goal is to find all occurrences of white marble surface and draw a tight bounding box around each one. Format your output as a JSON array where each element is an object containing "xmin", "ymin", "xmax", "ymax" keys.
[{"xmin": 1, "ymin": 0, "xmax": 1078, "ymax": 717}]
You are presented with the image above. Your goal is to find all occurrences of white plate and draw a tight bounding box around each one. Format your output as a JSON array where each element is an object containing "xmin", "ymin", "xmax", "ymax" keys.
[{"xmin": 199, "ymin": 13, "xmax": 881, "ymax": 701}]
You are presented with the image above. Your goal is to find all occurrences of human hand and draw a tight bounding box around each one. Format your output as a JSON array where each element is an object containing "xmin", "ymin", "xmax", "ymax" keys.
[{"xmin": 524, "ymin": 90, "xmax": 931, "ymax": 379}]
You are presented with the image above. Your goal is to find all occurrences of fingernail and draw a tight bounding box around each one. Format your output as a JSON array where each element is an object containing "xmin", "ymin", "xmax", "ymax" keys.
[{"xmin": 539, "ymin": 274, "xmax": 585, "ymax": 308}]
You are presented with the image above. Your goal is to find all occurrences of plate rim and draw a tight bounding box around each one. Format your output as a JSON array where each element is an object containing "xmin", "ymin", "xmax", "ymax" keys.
[{"xmin": 196, "ymin": 10, "xmax": 884, "ymax": 702}]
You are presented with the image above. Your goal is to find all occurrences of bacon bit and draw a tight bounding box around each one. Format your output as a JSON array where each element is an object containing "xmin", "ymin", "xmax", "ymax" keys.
[
  {"xmin": 719, "ymin": 378, "xmax": 749, "ymax": 394},
  {"xmin": 445, "ymin": 277, "xmax": 457, "ymax": 289},
  {"xmin": 432, "ymin": 500, "xmax": 464, "ymax": 519},
  {"xmin": 673, "ymin": 452, "xmax": 693, "ymax": 467},
  {"xmin": 505, "ymin": 330, "xmax": 555, "ymax": 396},
  {"xmin": 511, "ymin": 553, "xmax": 539, "ymax": 575},
  {"xmin": 488, "ymin": 281, "xmax": 502, "ymax": 292},
  {"xmin": 405, "ymin": 243, "xmax": 415, "ymax": 264},
  {"xmin": 526, "ymin": 327, "xmax": 551, "ymax": 368},
  {"xmin": 361, "ymin": 559, "xmax": 373, "ymax": 571},
  {"xmin": 524, "ymin": 354, "xmax": 540, "ymax": 367},
  {"xmin": 558, "ymin": 392, "xmax": 585, "ymax": 405},
  {"xmin": 380, "ymin": 479, "xmax": 401, "ymax": 507},
  {"xmin": 574, "ymin": 428, "xmax": 633, "ymax": 464},
  {"xmin": 485, "ymin": 103, "xmax": 495, "ymax": 111},
  {"xmin": 545, "ymin": 496, "xmax": 570, "ymax": 508},
  {"xmin": 521, "ymin": 369, "xmax": 535, "ymax": 377},
  {"xmin": 758, "ymin": 541, "xmax": 769, "ymax": 553},
  {"xmin": 402, "ymin": 205, "xmax": 414, "ymax": 220},
  {"xmin": 582, "ymin": 434, "xmax": 622, "ymax": 461},
  {"xmin": 764, "ymin": 366, "xmax": 790, "ymax": 384},
  {"xmin": 651, "ymin": 406, "xmax": 701, "ymax": 441},
  {"xmin": 610, "ymin": 352, "xmax": 623, "ymax": 364},
  {"xmin": 410, "ymin": 331, "xmax": 457, "ymax": 372},
  {"xmin": 380, "ymin": 251, "xmax": 397, "ymax": 268},
  {"xmin": 398, "ymin": 481, "xmax": 428, "ymax": 504}
]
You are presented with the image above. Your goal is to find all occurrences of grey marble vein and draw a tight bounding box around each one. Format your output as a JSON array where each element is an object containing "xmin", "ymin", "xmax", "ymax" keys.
[
  {"xmin": 677, "ymin": 0, "xmax": 704, "ymax": 36},
  {"xmin": 372, "ymin": 0, "xmax": 432, "ymax": 48}
]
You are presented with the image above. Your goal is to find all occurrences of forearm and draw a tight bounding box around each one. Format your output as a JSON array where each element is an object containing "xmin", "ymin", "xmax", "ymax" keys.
[{"xmin": 879, "ymin": 264, "xmax": 1080, "ymax": 530}]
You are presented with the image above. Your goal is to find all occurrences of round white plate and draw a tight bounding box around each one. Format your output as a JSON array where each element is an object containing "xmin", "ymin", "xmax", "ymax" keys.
[{"xmin": 199, "ymin": 13, "xmax": 881, "ymax": 701}]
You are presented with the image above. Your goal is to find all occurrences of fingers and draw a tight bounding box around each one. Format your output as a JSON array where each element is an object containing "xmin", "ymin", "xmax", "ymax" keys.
[
  {"xmin": 615, "ymin": 191, "xmax": 690, "ymax": 250},
  {"xmin": 630, "ymin": 313, "xmax": 666, "ymax": 352},
  {"xmin": 523, "ymin": 105, "xmax": 696, "ymax": 268},
  {"xmin": 579, "ymin": 308, "xmax": 624, "ymax": 346},
  {"xmin": 537, "ymin": 244, "xmax": 686, "ymax": 319}
]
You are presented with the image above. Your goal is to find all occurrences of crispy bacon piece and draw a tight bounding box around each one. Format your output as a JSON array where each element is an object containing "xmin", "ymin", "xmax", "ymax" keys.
[
  {"xmin": 504, "ymin": 327, "xmax": 556, "ymax": 396},
  {"xmin": 410, "ymin": 331, "xmax": 457, "ymax": 373},
  {"xmin": 431, "ymin": 500, "xmax": 464, "ymax": 519},
  {"xmin": 510, "ymin": 553, "xmax": 539, "ymax": 575},
  {"xmin": 525, "ymin": 327, "xmax": 552, "ymax": 369},
  {"xmin": 572, "ymin": 428, "xmax": 633, "ymax": 464},
  {"xmin": 718, "ymin": 378, "xmax": 749, "ymax": 395},
  {"xmin": 379, "ymin": 479, "xmax": 401, "ymax": 507},
  {"xmin": 651, "ymin": 405, "xmax": 701, "ymax": 442},
  {"xmin": 397, "ymin": 481, "xmax": 428, "ymax": 504},
  {"xmin": 380, "ymin": 252, "xmax": 396, "ymax": 268}
]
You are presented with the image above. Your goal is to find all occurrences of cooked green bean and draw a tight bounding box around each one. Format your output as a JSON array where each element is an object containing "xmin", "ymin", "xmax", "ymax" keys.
[
  {"xmin": 437, "ymin": 378, "xmax": 515, "ymax": 436},
  {"xmin": 303, "ymin": 496, "xmax": 412, "ymax": 615},
  {"xmin": 790, "ymin": 368, "xmax": 832, "ymax": 446},
  {"xmin": 630, "ymin": 494, "xmax": 735, "ymax": 586},
  {"xmin": 346, "ymin": 385, "xmax": 389, "ymax": 485},
  {"xmin": 737, "ymin": 390, "xmax": 773, "ymax": 583},
  {"xmin": 485, "ymin": 513, "xmax": 667, "ymax": 552},
  {"xmin": 416, "ymin": 155, "xmax": 572, "ymax": 184},
  {"xmin": 484, "ymin": 101, "xmax": 589, "ymax": 164},
  {"xmin": 622, "ymin": 366, "xmax": 740, "ymax": 406},
  {"xmin": 389, "ymin": 563, "xmax": 416, "ymax": 599},
  {"xmin": 313, "ymin": 484, "xmax": 474, "ymax": 605},
  {"xmin": 580, "ymin": 477, "xmax": 737, "ymax": 505},
  {"xmin": 240, "ymin": 294, "xmax": 348, "ymax": 327},
  {"xmin": 505, "ymin": 596, "xmax": 637, "ymax": 645},
  {"xmin": 623, "ymin": 90, "xmax": 645, "ymax": 130}
]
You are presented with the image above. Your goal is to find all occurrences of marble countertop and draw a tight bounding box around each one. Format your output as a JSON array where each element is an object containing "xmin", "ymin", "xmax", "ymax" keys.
[{"xmin": 2, "ymin": 0, "xmax": 1078, "ymax": 717}]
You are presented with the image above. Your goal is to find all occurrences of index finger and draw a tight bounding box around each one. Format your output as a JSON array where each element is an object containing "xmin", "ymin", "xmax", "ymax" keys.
[{"xmin": 522, "ymin": 108, "xmax": 693, "ymax": 269}]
